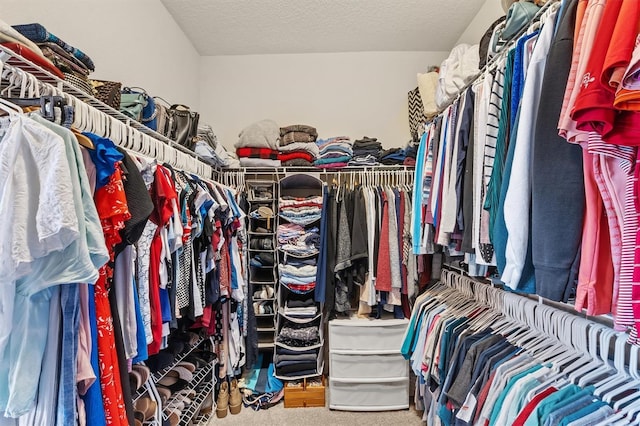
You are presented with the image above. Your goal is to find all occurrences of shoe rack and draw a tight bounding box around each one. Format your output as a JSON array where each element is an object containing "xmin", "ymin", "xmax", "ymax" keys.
[
  {"xmin": 274, "ymin": 174, "xmax": 325, "ymax": 381},
  {"xmin": 246, "ymin": 180, "xmax": 279, "ymax": 350},
  {"xmin": 131, "ymin": 334, "xmax": 218, "ymax": 426}
]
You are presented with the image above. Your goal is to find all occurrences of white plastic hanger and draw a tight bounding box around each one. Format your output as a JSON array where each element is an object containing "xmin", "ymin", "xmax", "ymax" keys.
[
  {"xmin": 605, "ymin": 345, "xmax": 640, "ymax": 408},
  {"xmin": 577, "ymin": 328, "xmax": 617, "ymax": 387},
  {"xmin": 0, "ymin": 97, "xmax": 24, "ymax": 116},
  {"xmin": 592, "ymin": 334, "xmax": 632, "ymax": 397}
]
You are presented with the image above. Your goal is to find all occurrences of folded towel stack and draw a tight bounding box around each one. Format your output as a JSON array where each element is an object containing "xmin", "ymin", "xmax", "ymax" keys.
[
  {"xmin": 349, "ymin": 136, "xmax": 382, "ymax": 166},
  {"xmin": 235, "ymin": 119, "xmax": 282, "ymax": 167},
  {"xmin": 279, "ymin": 125, "xmax": 318, "ymax": 167},
  {"xmin": 314, "ymin": 136, "xmax": 353, "ymax": 168}
]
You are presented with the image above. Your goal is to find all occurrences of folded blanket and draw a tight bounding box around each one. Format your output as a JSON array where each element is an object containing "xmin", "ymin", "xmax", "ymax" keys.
[
  {"xmin": 236, "ymin": 147, "xmax": 279, "ymax": 160},
  {"xmin": 13, "ymin": 23, "xmax": 95, "ymax": 71},
  {"xmin": 278, "ymin": 151, "xmax": 314, "ymax": 163},
  {"xmin": 279, "ymin": 141, "xmax": 320, "ymax": 157},
  {"xmin": 1, "ymin": 42, "xmax": 63, "ymax": 79},
  {"xmin": 314, "ymin": 155, "xmax": 351, "ymax": 165},
  {"xmin": 236, "ymin": 119, "xmax": 280, "ymax": 150},
  {"xmin": 239, "ymin": 158, "xmax": 281, "ymax": 167},
  {"xmin": 280, "ymin": 132, "xmax": 316, "ymax": 145},
  {"xmin": 280, "ymin": 125, "xmax": 317, "ymax": 138}
]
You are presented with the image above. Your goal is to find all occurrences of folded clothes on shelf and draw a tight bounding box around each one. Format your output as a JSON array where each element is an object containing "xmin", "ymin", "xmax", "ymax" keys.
[{"xmin": 13, "ymin": 22, "xmax": 96, "ymax": 71}]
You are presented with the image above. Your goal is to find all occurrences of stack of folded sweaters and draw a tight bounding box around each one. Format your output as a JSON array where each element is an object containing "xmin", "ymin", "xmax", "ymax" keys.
[
  {"xmin": 349, "ymin": 136, "xmax": 382, "ymax": 166},
  {"xmin": 274, "ymin": 346, "xmax": 319, "ymax": 378},
  {"xmin": 277, "ymin": 223, "xmax": 321, "ymax": 256},
  {"xmin": 235, "ymin": 119, "xmax": 282, "ymax": 167},
  {"xmin": 279, "ymin": 195, "xmax": 323, "ymax": 226},
  {"xmin": 283, "ymin": 295, "xmax": 317, "ymax": 317},
  {"xmin": 11, "ymin": 23, "xmax": 96, "ymax": 92},
  {"xmin": 380, "ymin": 147, "xmax": 407, "ymax": 165},
  {"xmin": 279, "ymin": 125, "xmax": 319, "ymax": 166},
  {"xmin": 314, "ymin": 136, "xmax": 353, "ymax": 168}
]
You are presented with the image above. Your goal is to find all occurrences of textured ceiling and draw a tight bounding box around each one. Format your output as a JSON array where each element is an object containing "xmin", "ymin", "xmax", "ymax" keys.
[{"xmin": 160, "ymin": 0, "xmax": 486, "ymax": 56}]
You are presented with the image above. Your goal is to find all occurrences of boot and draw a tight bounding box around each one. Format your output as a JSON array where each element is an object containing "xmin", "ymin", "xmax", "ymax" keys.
[
  {"xmin": 229, "ymin": 378, "xmax": 242, "ymax": 415},
  {"xmin": 216, "ymin": 381, "xmax": 229, "ymax": 418}
]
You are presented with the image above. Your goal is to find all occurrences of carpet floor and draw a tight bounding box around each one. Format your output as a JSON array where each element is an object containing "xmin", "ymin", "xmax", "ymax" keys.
[{"xmin": 207, "ymin": 403, "xmax": 424, "ymax": 425}]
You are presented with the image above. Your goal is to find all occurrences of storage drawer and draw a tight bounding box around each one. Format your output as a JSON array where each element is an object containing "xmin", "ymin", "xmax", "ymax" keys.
[
  {"xmin": 329, "ymin": 319, "xmax": 408, "ymax": 351},
  {"xmin": 329, "ymin": 378, "xmax": 409, "ymax": 410},
  {"xmin": 284, "ymin": 377, "xmax": 325, "ymax": 408},
  {"xmin": 330, "ymin": 352, "xmax": 408, "ymax": 379}
]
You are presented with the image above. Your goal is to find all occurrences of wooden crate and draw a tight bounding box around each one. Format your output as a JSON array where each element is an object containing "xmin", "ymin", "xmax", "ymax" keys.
[{"xmin": 284, "ymin": 376, "xmax": 325, "ymax": 408}]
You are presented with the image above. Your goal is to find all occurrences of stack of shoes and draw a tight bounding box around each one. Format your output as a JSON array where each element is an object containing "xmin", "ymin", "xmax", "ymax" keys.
[
  {"xmin": 253, "ymin": 285, "xmax": 275, "ymax": 314},
  {"xmin": 235, "ymin": 119, "xmax": 281, "ymax": 167},
  {"xmin": 129, "ymin": 364, "xmax": 150, "ymax": 395},
  {"xmin": 216, "ymin": 378, "xmax": 242, "ymax": 418},
  {"xmin": 314, "ymin": 136, "xmax": 353, "ymax": 168},
  {"xmin": 349, "ymin": 136, "xmax": 382, "ymax": 166},
  {"xmin": 12, "ymin": 23, "xmax": 96, "ymax": 94},
  {"xmin": 164, "ymin": 389, "xmax": 196, "ymax": 426},
  {"xmin": 189, "ymin": 391, "xmax": 213, "ymax": 423},
  {"xmin": 250, "ymin": 252, "xmax": 275, "ymax": 268},
  {"xmin": 134, "ymin": 397, "xmax": 157, "ymax": 426},
  {"xmin": 278, "ymin": 124, "xmax": 319, "ymax": 166}
]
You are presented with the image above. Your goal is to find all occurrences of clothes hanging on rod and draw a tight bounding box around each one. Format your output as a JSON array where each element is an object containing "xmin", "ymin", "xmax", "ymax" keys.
[
  {"xmin": 316, "ymin": 170, "xmax": 419, "ymax": 319},
  {"xmin": 413, "ymin": 0, "xmax": 640, "ymax": 342},
  {"xmin": 0, "ymin": 94, "xmax": 248, "ymax": 424},
  {"xmin": 403, "ymin": 269, "xmax": 640, "ymax": 426}
]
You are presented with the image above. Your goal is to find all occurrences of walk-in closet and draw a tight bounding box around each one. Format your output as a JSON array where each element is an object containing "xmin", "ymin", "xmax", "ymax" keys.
[{"xmin": 2, "ymin": 0, "xmax": 640, "ymax": 425}]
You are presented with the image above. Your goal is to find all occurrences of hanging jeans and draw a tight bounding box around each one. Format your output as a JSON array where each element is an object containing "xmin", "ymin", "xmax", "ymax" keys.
[{"xmin": 57, "ymin": 284, "xmax": 80, "ymax": 425}]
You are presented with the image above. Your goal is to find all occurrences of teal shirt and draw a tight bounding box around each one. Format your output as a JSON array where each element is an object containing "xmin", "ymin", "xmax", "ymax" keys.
[
  {"xmin": 524, "ymin": 384, "xmax": 581, "ymax": 426},
  {"xmin": 540, "ymin": 386, "xmax": 596, "ymax": 425}
]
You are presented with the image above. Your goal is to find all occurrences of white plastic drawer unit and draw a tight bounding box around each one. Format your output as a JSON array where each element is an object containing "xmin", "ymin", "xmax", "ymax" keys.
[
  {"xmin": 328, "ymin": 318, "xmax": 410, "ymax": 411},
  {"xmin": 329, "ymin": 378, "xmax": 410, "ymax": 411},
  {"xmin": 329, "ymin": 318, "xmax": 408, "ymax": 351},
  {"xmin": 329, "ymin": 352, "xmax": 408, "ymax": 379}
]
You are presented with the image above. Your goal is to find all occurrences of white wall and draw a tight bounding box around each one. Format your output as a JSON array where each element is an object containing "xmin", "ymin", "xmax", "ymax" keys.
[
  {"xmin": 456, "ymin": 0, "xmax": 505, "ymax": 45},
  {"xmin": 1, "ymin": 0, "xmax": 200, "ymax": 107},
  {"xmin": 199, "ymin": 51, "xmax": 449, "ymax": 150}
]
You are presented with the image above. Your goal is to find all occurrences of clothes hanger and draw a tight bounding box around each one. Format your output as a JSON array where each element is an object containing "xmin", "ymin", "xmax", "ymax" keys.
[
  {"xmin": 603, "ymin": 345, "xmax": 640, "ymax": 407},
  {"xmin": 577, "ymin": 328, "xmax": 617, "ymax": 387},
  {"xmin": 593, "ymin": 335, "xmax": 634, "ymax": 398},
  {"xmin": 0, "ymin": 97, "xmax": 24, "ymax": 116},
  {"xmin": 566, "ymin": 324, "xmax": 609, "ymax": 385}
]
